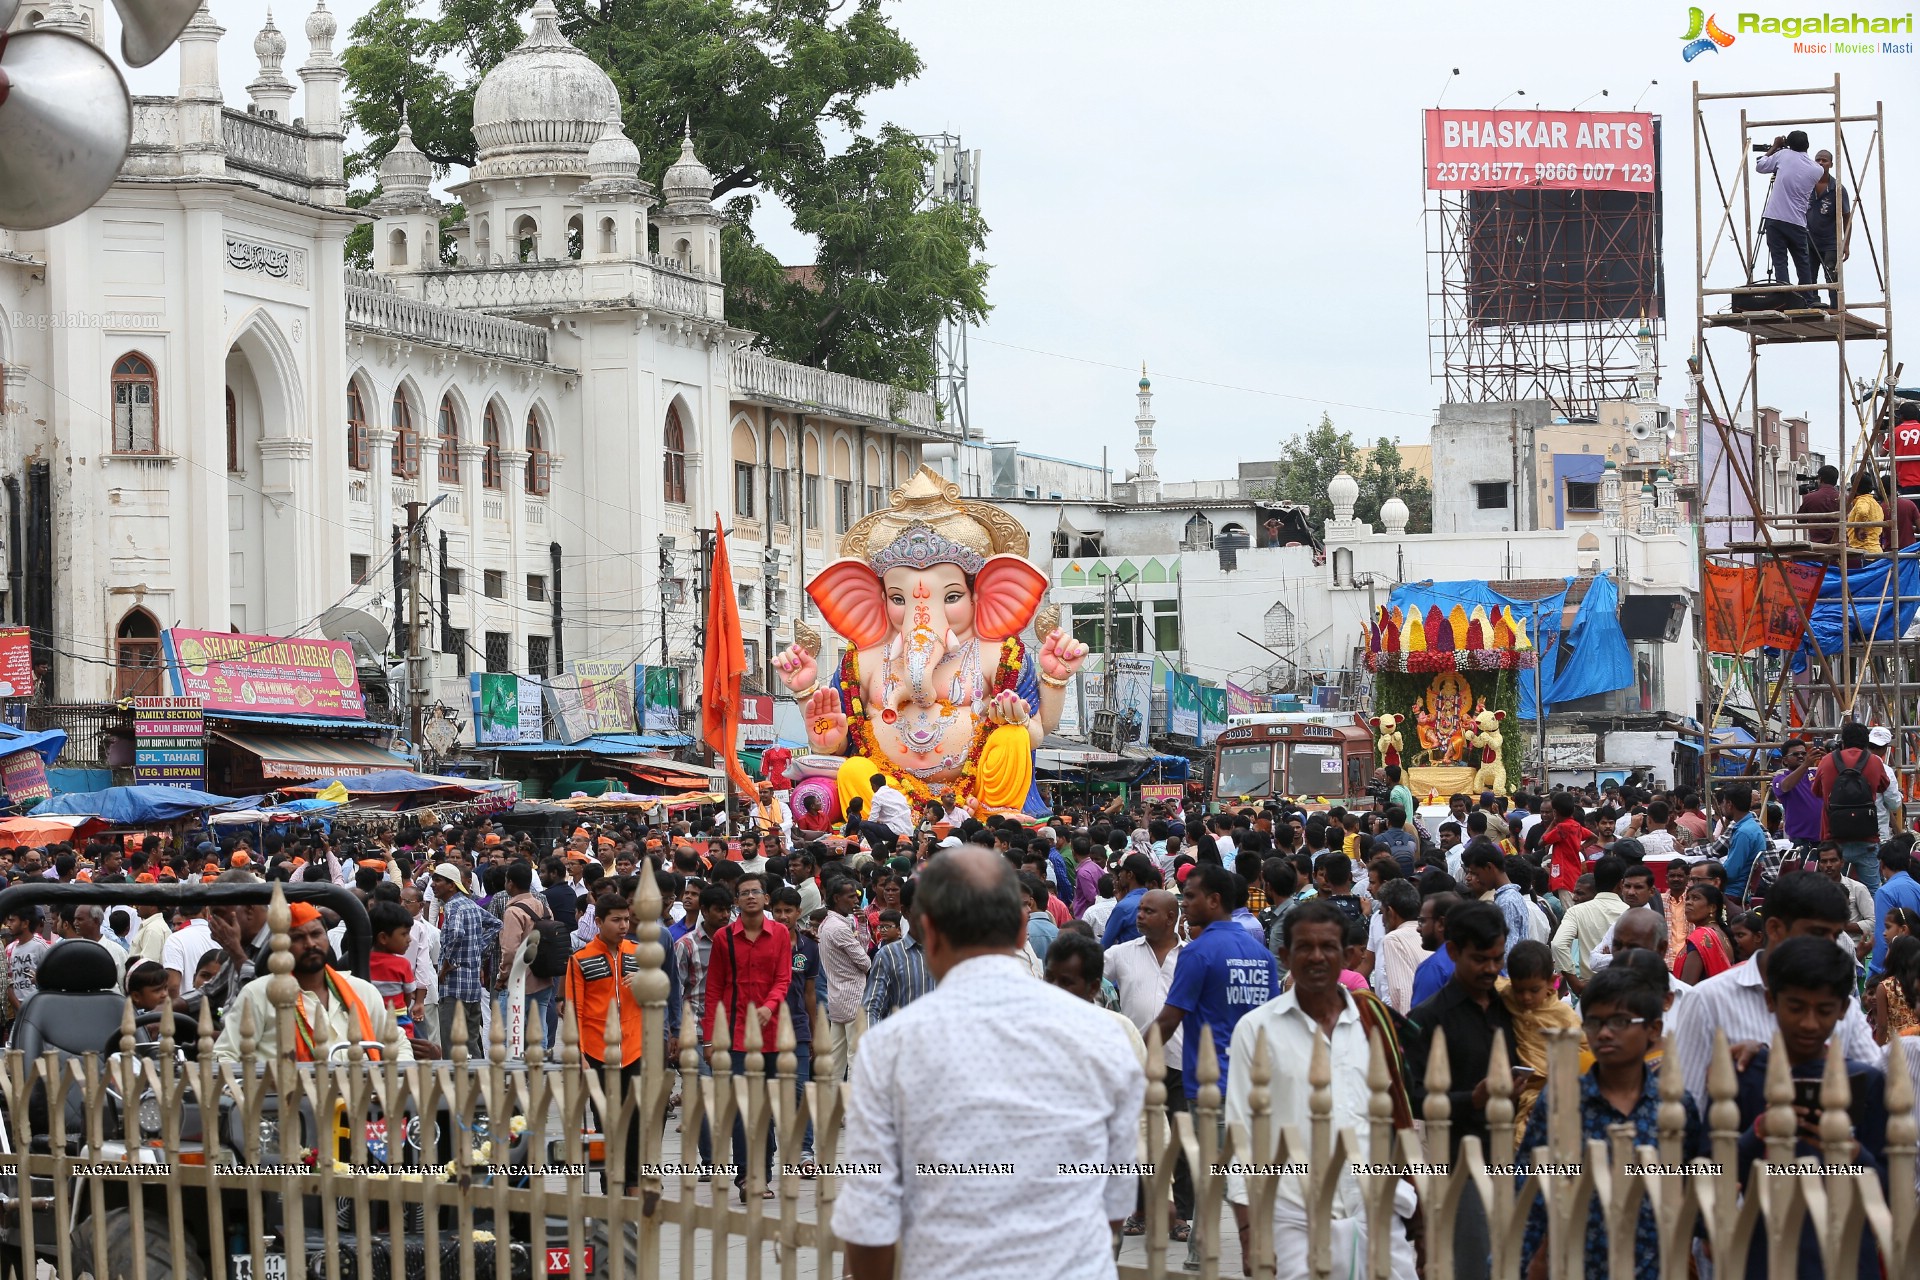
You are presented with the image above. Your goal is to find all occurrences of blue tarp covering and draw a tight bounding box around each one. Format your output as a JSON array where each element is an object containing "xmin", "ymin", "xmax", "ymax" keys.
[
  {"xmin": 482, "ymin": 733, "xmax": 694, "ymax": 753},
  {"xmin": 286, "ymin": 770, "xmax": 478, "ymax": 795},
  {"xmin": 0, "ymin": 724, "xmax": 68, "ymax": 767},
  {"xmin": 32, "ymin": 785, "xmax": 239, "ymax": 823},
  {"xmin": 1387, "ymin": 573, "xmax": 1636, "ymax": 717},
  {"xmin": 1792, "ymin": 551, "xmax": 1920, "ymax": 671}
]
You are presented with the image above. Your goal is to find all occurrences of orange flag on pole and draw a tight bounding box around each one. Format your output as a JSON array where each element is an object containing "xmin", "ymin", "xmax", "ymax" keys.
[{"xmin": 701, "ymin": 515, "xmax": 760, "ymax": 797}]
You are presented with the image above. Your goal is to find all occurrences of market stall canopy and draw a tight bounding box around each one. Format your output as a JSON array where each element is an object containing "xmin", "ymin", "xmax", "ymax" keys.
[
  {"xmin": 0, "ymin": 725, "xmax": 69, "ymax": 767},
  {"xmin": 212, "ymin": 731, "xmax": 411, "ymax": 780},
  {"xmin": 32, "ymin": 785, "xmax": 239, "ymax": 823},
  {"xmin": 0, "ymin": 814, "xmax": 107, "ymax": 848},
  {"xmin": 551, "ymin": 792, "xmax": 722, "ymax": 811},
  {"xmin": 608, "ymin": 757, "xmax": 726, "ymax": 790},
  {"xmin": 1036, "ymin": 747, "xmax": 1122, "ymax": 769},
  {"xmin": 208, "ymin": 799, "xmax": 343, "ymax": 826},
  {"xmin": 279, "ymin": 771, "xmax": 497, "ymax": 799},
  {"xmin": 482, "ymin": 733, "xmax": 694, "ymax": 754}
]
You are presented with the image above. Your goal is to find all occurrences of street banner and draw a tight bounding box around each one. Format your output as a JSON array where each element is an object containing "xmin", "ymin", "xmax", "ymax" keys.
[
  {"xmin": 1225, "ymin": 682, "xmax": 1263, "ymax": 716},
  {"xmin": 1424, "ymin": 109, "xmax": 1656, "ymax": 192},
  {"xmin": 132, "ymin": 695, "xmax": 205, "ymax": 787},
  {"xmin": 1199, "ymin": 684, "xmax": 1228, "ymax": 745},
  {"xmin": 544, "ymin": 674, "xmax": 594, "ymax": 745},
  {"xmin": 738, "ymin": 693, "xmax": 776, "ymax": 746},
  {"xmin": 1167, "ymin": 671, "xmax": 1201, "ymax": 738},
  {"xmin": 638, "ymin": 665, "xmax": 682, "ymax": 734},
  {"xmin": 1109, "ymin": 654, "xmax": 1155, "ymax": 748},
  {"xmin": 470, "ymin": 674, "xmax": 544, "ymax": 745},
  {"xmin": 0, "ymin": 628, "xmax": 33, "ymax": 698},
  {"xmin": 1138, "ymin": 782, "xmax": 1183, "ymax": 808},
  {"xmin": 0, "ymin": 749, "xmax": 50, "ymax": 804},
  {"xmin": 573, "ymin": 659, "xmax": 637, "ymax": 734},
  {"xmin": 162, "ymin": 629, "xmax": 366, "ymax": 718}
]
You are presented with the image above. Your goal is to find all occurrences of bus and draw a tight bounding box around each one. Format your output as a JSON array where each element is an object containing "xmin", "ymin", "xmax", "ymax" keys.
[{"xmin": 1211, "ymin": 718, "xmax": 1374, "ymax": 810}]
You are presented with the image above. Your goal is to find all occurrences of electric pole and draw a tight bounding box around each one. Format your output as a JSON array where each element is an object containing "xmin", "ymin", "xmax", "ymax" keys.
[
  {"xmin": 404, "ymin": 500, "xmax": 427, "ymax": 762},
  {"xmin": 658, "ymin": 535, "xmax": 675, "ymax": 666},
  {"xmin": 1101, "ymin": 570, "xmax": 1115, "ymax": 706}
]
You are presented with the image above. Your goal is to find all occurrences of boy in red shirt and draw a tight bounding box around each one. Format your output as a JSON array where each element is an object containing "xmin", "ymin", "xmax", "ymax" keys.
[
  {"xmin": 367, "ymin": 901, "xmax": 432, "ymax": 1055},
  {"xmin": 1540, "ymin": 792, "xmax": 1590, "ymax": 903}
]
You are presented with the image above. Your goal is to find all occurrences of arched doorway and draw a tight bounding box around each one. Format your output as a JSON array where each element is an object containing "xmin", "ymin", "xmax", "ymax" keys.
[{"xmin": 114, "ymin": 608, "xmax": 162, "ymax": 697}]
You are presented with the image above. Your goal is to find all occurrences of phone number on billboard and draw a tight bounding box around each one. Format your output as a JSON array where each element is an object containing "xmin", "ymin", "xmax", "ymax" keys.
[{"xmin": 1431, "ymin": 162, "xmax": 1654, "ymax": 184}]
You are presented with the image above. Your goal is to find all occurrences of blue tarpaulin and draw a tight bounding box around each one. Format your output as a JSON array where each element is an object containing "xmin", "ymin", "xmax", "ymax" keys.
[
  {"xmin": 1791, "ymin": 551, "xmax": 1920, "ymax": 671},
  {"xmin": 32, "ymin": 785, "xmax": 238, "ymax": 823},
  {"xmin": 282, "ymin": 770, "xmax": 485, "ymax": 796},
  {"xmin": 0, "ymin": 725, "xmax": 68, "ymax": 768},
  {"xmin": 1387, "ymin": 572, "xmax": 1636, "ymax": 717}
]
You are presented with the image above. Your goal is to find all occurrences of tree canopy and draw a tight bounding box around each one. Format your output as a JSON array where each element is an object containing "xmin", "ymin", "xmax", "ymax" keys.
[
  {"xmin": 341, "ymin": 0, "xmax": 989, "ymax": 392},
  {"xmin": 1254, "ymin": 414, "xmax": 1433, "ymax": 534}
]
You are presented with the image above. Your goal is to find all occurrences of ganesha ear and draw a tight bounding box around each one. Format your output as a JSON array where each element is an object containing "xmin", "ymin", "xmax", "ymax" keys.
[
  {"xmin": 973, "ymin": 555, "xmax": 1048, "ymax": 641},
  {"xmin": 807, "ymin": 559, "xmax": 889, "ymax": 650}
]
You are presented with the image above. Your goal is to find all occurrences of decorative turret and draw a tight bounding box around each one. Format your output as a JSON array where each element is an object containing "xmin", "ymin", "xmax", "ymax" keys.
[
  {"xmin": 652, "ymin": 121, "xmax": 720, "ymax": 276},
  {"xmin": 1654, "ymin": 468, "xmax": 1678, "ymax": 533},
  {"xmin": 247, "ymin": 9, "xmax": 296, "ymax": 121},
  {"xmin": 177, "ymin": 4, "xmax": 226, "ymax": 178},
  {"xmin": 1600, "ymin": 459, "xmax": 1622, "ymax": 531},
  {"xmin": 298, "ymin": 0, "xmax": 347, "ymax": 203},
  {"xmin": 582, "ymin": 119, "xmax": 654, "ymax": 261},
  {"xmin": 1637, "ymin": 482, "xmax": 1658, "ymax": 534},
  {"xmin": 1380, "ymin": 495, "xmax": 1409, "ymax": 536},
  {"xmin": 369, "ymin": 123, "xmax": 443, "ymax": 272}
]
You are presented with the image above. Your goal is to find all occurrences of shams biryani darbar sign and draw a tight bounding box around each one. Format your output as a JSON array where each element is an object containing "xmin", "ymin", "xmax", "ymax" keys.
[{"xmin": 161, "ymin": 628, "xmax": 366, "ymax": 718}]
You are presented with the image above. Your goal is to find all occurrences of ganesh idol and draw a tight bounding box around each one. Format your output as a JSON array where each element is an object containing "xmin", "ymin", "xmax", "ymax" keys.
[{"xmin": 773, "ymin": 468, "xmax": 1090, "ymax": 820}]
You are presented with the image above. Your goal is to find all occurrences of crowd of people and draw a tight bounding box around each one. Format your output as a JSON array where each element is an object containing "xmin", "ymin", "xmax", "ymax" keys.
[{"xmin": 7, "ymin": 740, "xmax": 1920, "ymax": 1279}]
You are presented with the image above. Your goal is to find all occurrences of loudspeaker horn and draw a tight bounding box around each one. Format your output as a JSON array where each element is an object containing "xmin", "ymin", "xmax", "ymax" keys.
[
  {"xmin": 110, "ymin": 0, "xmax": 201, "ymax": 67},
  {"xmin": 0, "ymin": 30, "xmax": 132, "ymax": 230}
]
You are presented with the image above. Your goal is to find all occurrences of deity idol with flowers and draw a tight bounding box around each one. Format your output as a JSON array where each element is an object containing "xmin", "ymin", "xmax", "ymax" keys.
[{"xmin": 774, "ymin": 467, "xmax": 1090, "ymax": 819}]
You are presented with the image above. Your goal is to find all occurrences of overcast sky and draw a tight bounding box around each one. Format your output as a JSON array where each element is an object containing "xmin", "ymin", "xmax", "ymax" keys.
[{"xmin": 125, "ymin": 0, "xmax": 1917, "ymax": 484}]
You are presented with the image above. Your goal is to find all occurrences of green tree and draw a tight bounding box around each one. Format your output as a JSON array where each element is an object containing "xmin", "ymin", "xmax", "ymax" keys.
[
  {"xmin": 1357, "ymin": 437, "xmax": 1433, "ymax": 534},
  {"xmin": 1253, "ymin": 414, "xmax": 1359, "ymax": 513},
  {"xmin": 1252, "ymin": 416, "xmax": 1432, "ymax": 534},
  {"xmin": 341, "ymin": 0, "xmax": 989, "ymax": 391}
]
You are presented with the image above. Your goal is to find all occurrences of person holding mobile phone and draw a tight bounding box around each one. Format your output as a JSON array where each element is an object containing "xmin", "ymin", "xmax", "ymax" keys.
[{"xmin": 1728, "ymin": 934, "xmax": 1889, "ymax": 1279}]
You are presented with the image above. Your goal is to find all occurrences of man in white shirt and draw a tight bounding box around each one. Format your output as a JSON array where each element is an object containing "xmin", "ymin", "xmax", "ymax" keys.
[
  {"xmin": 1104, "ymin": 888, "xmax": 1190, "ymax": 1233},
  {"xmin": 162, "ymin": 907, "xmax": 220, "ymax": 1004},
  {"xmin": 1815, "ymin": 840, "xmax": 1878, "ymax": 957},
  {"xmin": 864, "ymin": 774, "xmax": 914, "ymax": 841},
  {"xmin": 1226, "ymin": 898, "xmax": 1418, "ymax": 1279},
  {"xmin": 402, "ymin": 884, "xmax": 442, "ymax": 1037},
  {"xmin": 1373, "ymin": 881, "xmax": 1426, "ymax": 1015},
  {"xmin": 1551, "ymin": 854, "xmax": 1630, "ymax": 995},
  {"xmin": 834, "ymin": 846, "xmax": 1143, "ymax": 1280}
]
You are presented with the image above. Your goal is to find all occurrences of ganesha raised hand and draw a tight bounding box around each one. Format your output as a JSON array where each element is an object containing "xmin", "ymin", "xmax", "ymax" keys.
[
  {"xmin": 775, "ymin": 642, "xmax": 819, "ymax": 697},
  {"xmin": 1037, "ymin": 628, "xmax": 1090, "ymax": 685}
]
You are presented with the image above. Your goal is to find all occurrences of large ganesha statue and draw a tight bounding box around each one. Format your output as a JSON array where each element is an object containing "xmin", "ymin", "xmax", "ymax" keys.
[{"xmin": 774, "ymin": 467, "xmax": 1090, "ymax": 819}]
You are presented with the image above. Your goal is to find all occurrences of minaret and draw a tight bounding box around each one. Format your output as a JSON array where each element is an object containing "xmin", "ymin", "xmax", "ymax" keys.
[
  {"xmin": 247, "ymin": 10, "xmax": 296, "ymax": 122},
  {"xmin": 1133, "ymin": 364, "xmax": 1159, "ymax": 504},
  {"xmin": 299, "ymin": 0, "xmax": 347, "ymax": 205},
  {"xmin": 1634, "ymin": 317, "xmax": 1658, "ymax": 401}
]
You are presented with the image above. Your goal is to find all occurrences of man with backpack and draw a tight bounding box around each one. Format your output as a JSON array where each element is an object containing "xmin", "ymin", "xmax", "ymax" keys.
[
  {"xmin": 497, "ymin": 861, "xmax": 569, "ymax": 1052},
  {"xmin": 1813, "ymin": 720, "xmax": 1892, "ymax": 892}
]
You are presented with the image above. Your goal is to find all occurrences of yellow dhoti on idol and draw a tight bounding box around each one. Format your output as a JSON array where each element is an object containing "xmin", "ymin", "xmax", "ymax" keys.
[{"xmin": 837, "ymin": 723, "xmax": 1034, "ymax": 820}]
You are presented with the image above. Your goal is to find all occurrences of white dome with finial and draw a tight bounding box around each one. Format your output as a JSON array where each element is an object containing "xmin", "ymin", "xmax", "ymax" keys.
[
  {"xmin": 586, "ymin": 120, "xmax": 643, "ymax": 181},
  {"xmin": 305, "ymin": 0, "xmax": 336, "ymax": 45},
  {"xmin": 660, "ymin": 123, "xmax": 714, "ymax": 212},
  {"xmin": 254, "ymin": 9, "xmax": 287, "ymax": 64},
  {"xmin": 470, "ymin": 0, "xmax": 621, "ymax": 178},
  {"xmin": 1380, "ymin": 495, "xmax": 1409, "ymax": 535},
  {"xmin": 378, "ymin": 124, "xmax": 433, "ymax": 193}
]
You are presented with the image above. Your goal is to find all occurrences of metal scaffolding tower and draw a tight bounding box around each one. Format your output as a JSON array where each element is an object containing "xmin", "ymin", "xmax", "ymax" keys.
[
  {"xmin": 1691, "ymin": 75, "xmax": 1903, "ymax": 780},
  {"xmin": 918, "ymin": 132, "xmax": 981, "ymax": 439}
]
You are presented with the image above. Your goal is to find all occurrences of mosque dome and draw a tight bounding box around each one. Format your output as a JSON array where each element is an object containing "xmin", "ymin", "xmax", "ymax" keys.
[
  {"xmin": 659, "ymin": 127, "xmax": 715, "ymax": 212},
  {"xmin": 586, "ymin": 121, "xmax": 643, "ymax": 182},
  {"xmin": 378, "ymin": 124, "xmax": 433, "ymax": 193},
  {"xmin": 470, "ymin": 0, "xmax": 621, "ymax": 178}
]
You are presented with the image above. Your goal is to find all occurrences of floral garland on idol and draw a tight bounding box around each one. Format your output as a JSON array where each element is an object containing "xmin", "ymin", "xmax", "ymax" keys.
[{"xmin": 836, "ymin": 635, "xmax": 1027, "ymax": 811}]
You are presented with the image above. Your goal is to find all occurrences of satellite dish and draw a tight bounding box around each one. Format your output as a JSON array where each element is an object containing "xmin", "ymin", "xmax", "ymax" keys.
[
  {"xmin": 0, "ymin": 31, "xmax": 133, "ymax": 230},
  {"xmin": 319, "ymin": 605, "xmax": 393, "ymax": 654},
  {"xmin": 111, "ymin": 0, "xmax": 203, "ymax": 67}
]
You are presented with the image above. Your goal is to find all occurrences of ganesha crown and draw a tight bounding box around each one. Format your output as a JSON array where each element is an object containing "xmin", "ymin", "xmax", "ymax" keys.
[{"xmin": 869, "ymin": 523, "xmax": 988, "ymax": 575}]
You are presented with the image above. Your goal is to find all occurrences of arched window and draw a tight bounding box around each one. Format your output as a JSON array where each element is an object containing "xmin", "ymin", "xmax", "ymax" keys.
[
  {"xmin": 481, "ymin": 406, "xmax": 503, "ymax": 489},
  {"xmin": 346, "ymin": 381, "xmax": 370, "ymax": 471},
  {"xmin": 437, "ymin": 395, "xmax": 461, "ymax": 484},
  {"xmin": 225, "ymin": 386, "xmax": 240, "ymax": 472},
  {"xmin": 114, "ymin": 608, "xmax": 162, "ymax": 697},
  {"xmin": 599, "ymin": 217, "xmax": 617, "ymax": 254},
  {"xmin": 474, "ymin": 216, "xmax": 491, "ymax": 264},
  {"xmin": 390, "ymin": 389, "xmax": 419, "ymax": 478},
  {"xmin": 388, "ymin": 227, "xmax": 408, "ymax": 267},
  {"xmin": 662, "ymin": 404, "xmax": 687, "ymax": 504},
  {"xmin": 513, "ymin": 216, "xmax": 538, "ymax": 263},
  {"xmin": 525, "ymin": 411, "xmax": 551, "ymax": 496},
  {"xmin": 111, "ymin": 352, "xmax": 158, "ymax": 454},
  {"xmin": 566, "ymin": 215, "xmax": 583, "ymax": 260}
]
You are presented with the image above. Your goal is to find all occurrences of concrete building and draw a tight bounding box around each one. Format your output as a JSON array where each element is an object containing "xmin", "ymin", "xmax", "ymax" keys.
[{"xmin": 0, "ymin": 1, "xmax": 955, "ymax": 740}]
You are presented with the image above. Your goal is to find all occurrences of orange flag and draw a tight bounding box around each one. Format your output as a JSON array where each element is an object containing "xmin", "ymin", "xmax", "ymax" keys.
[{"xmin": 701, "ymin": 515, "xmax": 760, "ymax": 797}]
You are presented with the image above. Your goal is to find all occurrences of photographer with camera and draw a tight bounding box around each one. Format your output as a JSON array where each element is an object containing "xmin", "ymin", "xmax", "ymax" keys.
[{"xmin": 1755, "ymin": 130, "xmax": 1822, "ymax": 309}]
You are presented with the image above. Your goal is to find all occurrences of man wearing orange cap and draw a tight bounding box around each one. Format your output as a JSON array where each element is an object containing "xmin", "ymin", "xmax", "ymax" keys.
[{"xmin": 213, "ymin": 900, "xmax": 412, "ymax": 1063}]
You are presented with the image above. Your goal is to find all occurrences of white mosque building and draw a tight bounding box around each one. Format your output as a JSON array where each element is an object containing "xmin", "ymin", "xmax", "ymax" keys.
[{"xmin": 0, "ymin": 0, "xmax": 949, "ymax": 730}]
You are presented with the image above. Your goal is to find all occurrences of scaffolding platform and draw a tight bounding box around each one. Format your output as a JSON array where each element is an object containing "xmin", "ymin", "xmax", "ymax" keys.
[{"xmin": 1703, "ymin": 307, "xmax": 1887, "ymax": 344}]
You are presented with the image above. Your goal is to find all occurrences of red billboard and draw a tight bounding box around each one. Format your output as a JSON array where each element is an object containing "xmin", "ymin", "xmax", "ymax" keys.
[
  {"xmin": 1424, "ymin": 110, "xmax": 1656, "ymax": 192},
  {"xmin": 0, "ymin": 628, "xmax": 32, "ymax": 698},
  {"xmin": 162, "ymin": 629, "xmax": 366, "ymax": 719}
]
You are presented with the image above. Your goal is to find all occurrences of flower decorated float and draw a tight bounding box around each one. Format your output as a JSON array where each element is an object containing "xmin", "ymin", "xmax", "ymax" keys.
[
  {"xmin": 773, "ymin": 468, "xmax": 1090, "ymax": 821},
  {"xmin": 1366, "ymin": 601, "xmax": 1533, "ymax": 797}
]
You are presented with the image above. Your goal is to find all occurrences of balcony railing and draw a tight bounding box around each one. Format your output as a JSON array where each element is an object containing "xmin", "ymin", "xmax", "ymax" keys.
[
  {"xmin": 221, "ymin": 108, "xmax": 308, "ymax": 185},
  {"xmin": 731, "ymin": 350, "xmax": 941, "ymax": 434},
  {"xmin": 420, "ymin": 259, "xmax": 722, "ymax": 321},
  {"xmin": 345, "ymin": 269, "xmax": 551, "ymax": 365}
]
